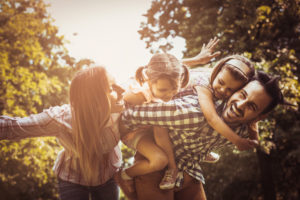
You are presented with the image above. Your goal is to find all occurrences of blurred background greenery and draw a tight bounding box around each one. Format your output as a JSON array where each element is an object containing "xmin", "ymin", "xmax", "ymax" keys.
[{"xmin": 0, "ymin": 0, "xmax": 299, "ymax": 199}]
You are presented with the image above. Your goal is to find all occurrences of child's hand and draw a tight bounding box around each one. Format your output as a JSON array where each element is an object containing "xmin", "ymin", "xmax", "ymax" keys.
[
  {"xmin": 193, "ymin": 37, "xmax": 221, "ymax": 65},
  {"xmin": 235, "ymin": 138, "xmax": 259, "ymax": 151}
]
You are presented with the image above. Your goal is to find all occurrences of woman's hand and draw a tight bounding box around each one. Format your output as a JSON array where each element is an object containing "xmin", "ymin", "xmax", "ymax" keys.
[{"xmin": 110, "ymin": 90, "xmax": 124, "ymax": 113}]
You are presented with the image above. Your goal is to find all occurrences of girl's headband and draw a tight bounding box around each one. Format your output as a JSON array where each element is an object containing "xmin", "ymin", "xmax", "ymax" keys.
[{"xmin": 225, "ymin": 59, "xmax": 250, "ymax": 78}]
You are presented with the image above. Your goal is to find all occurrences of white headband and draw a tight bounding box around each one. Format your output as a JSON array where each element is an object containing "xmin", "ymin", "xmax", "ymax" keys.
[{"xmin": 225, "ymin": 59, "xmax": 250, "ymax": 78}]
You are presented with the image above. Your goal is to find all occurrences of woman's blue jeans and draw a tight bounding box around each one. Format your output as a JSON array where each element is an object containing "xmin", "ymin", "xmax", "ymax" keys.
[{"xmin": 58, "ymin": 178, "xmax": 119, "ymax": 200}]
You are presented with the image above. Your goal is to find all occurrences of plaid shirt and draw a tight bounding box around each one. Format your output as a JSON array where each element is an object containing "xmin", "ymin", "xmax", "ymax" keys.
[
  {"xmin": 0, "ymin": 104, "xmax": 122, "ymax": 186},
  {"xmin": 187, "ymin": 68, "xmax": 213, "ymax": 92},
  {"xmin": 121, "ymin": 93, "xmax": 248, "ymax": 186}
]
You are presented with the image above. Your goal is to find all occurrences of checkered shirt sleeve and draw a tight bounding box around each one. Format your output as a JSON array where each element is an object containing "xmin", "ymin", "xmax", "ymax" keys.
[{"xmin": 121, "ymin": 95, "xmax": 206, "ymax": 131}]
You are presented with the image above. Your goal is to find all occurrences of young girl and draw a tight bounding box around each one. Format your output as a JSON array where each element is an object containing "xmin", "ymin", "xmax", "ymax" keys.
[
  {"xmin": 0, "ymin": 67, "xmax": 124, "ymax": 200},
  {"xmin": 116, "ymin": 53, "xmax": 189, "ymax": 195},
  {"xmin": 185, "ymin": 54, "xmax": 259, "ymax": 156}
]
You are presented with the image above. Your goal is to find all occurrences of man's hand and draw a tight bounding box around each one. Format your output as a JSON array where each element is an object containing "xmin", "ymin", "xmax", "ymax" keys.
[{"xmin": 235, "ymin": 138, "xmax": 259, "ymax": 151}]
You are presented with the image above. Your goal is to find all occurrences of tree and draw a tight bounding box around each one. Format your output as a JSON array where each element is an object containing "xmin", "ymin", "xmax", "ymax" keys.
[
  {"xmin": 0, "ymin": 0, "xmax": 93, "ymax": 199},
  {"xmin": 139, "ymin": 0, "xmax": 300, "ymax": 199},
  {"xmin": 140, "ymin": 0, "xmax": 300, "ymax": 70}
]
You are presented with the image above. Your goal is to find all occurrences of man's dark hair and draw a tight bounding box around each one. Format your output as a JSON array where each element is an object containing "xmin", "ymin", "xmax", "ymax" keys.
[{"xmin": 253, "ymin": 71, "xmax": 285, "ymax": 114}]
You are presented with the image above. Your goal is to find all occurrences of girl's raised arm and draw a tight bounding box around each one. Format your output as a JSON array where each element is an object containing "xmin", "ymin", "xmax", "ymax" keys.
[{"xmin": 182, "ymin": 37, "xmax": 221, "ymax": 67}]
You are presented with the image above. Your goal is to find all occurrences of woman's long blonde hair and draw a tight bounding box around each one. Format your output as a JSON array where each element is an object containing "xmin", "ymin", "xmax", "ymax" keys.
[{"xmin": 69, "ymin": 66, "xmax": 111, "ymax": 184}]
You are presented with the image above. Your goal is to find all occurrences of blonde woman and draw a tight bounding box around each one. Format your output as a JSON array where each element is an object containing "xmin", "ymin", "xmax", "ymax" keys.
[{"xmin": 0, "ymin": 67, "xmax": 124, "ymax": 200}]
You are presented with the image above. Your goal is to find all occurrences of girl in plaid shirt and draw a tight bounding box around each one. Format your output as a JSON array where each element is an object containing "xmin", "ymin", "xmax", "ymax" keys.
[{"xmin": 118, "ymin": 52, "xmax": 189, "ymax": 194}]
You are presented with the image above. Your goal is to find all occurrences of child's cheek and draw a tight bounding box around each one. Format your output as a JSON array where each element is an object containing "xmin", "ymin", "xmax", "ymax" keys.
[{"xmin": 224, "ymin": 91, "xmax": 233, "ymax": 99}]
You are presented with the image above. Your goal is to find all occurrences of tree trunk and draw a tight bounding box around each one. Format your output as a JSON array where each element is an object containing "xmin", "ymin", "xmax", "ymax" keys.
[{"xmin": 257, "ymin": 149, "xmax": 276, "ymax": 200}]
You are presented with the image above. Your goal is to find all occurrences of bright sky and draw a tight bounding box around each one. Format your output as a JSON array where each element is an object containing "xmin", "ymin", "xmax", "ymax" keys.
[{"xmin": 45, "ymin": 0, "xmax": 186, "ymax": 83}]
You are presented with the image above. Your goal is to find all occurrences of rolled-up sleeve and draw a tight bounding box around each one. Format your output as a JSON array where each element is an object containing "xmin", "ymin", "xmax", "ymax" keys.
[{"xmin": 0, "ymin": 111, "xmax": 64, "ymax": 141}]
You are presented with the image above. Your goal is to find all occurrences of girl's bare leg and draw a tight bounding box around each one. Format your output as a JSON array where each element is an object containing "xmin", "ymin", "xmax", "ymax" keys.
[
  {"xmin": 125, "ymin": 133, "xmax": 168, "ymax": 177},
  {"xmin": 153, "ymin": 126, "xmax": 177, "ymax": 169},
  {"xmin": 153, "ymin": 126, "xmax": 178, "ymax": 189}
]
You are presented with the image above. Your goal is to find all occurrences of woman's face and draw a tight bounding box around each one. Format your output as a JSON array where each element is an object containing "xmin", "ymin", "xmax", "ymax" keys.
[
  {"xmin": 149, "ymin": 78, "xmax": 179, "ymax": 102},
  {"xmin": 107, "ymin": 73, "xmax": 124, "ymax": 113},
  {"xmin": 109, "ymin": 89, "xmax": 124, "ymax": 113}
]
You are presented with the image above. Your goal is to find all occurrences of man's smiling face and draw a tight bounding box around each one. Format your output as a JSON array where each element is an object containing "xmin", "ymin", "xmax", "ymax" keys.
[{"xmin": 222, "ymin": 80, "xmax": 272, "ymax": 126}]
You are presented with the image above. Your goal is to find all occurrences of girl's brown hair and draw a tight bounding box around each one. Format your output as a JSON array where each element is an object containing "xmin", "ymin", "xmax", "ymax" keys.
[
  {"xmin": 135, "ymin": 53, "xmax": 190, "ymax": 90},
  {"xmin": 210, "ymin": 55, "xmax": 255, "ymax": 85}
]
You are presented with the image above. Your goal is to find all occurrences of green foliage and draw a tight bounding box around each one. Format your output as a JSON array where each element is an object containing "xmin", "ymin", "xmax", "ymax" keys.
[
  {"xmin": 119, "ymin": 144, "xmax": 135, "ymax": 200},
  {"xmin": 120, "ymin": 144, "xmax": 135, "ymax": 168},
  {"xmin": 139, "ymin": 0, "xmax": 300, "ymax": 199},
  {"xmin": 0, "ymin": 138, "xmax": 61, "ymax": 200},
  {"xmin": 140, "ymin": 0, "xmax": 300, "ymax": 67},
  {"xmin": 0, "ymin": 0, "xmax": 94, "ymax": 199}
]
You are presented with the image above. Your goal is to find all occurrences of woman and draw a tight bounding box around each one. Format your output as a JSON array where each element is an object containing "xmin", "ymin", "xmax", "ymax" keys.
[{"xmin": 0, "ymin": 66, "xmax": 123, "ymax": 200}]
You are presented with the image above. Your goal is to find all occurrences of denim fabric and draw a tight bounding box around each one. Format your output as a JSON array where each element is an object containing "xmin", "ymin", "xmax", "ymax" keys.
[{"xmin": 58, "ymin": 178, "xmax": 119, "ymax": 200}]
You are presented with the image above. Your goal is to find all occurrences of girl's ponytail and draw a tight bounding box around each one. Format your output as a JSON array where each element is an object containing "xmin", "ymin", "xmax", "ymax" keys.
[
  {"xmin": 180, "ymin": 64, "xmax": 190, "ymax": 88},
  {"xmin": 135, "ymin": 66, "xmax": 147, "ymax": 86}
]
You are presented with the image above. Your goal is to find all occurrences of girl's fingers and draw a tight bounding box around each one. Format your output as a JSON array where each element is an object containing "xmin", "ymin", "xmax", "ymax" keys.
[
  {"xmin": 213, "ymin": 38, "xmax": 220, "ymax": 46},
  {"xmin": 206, "ymin": 39, "xmax": 214, "ymax": 48},
  {"xmin": 201, "ymin": 43, "xmax": 205, "ymax": 51},
  {"xmin": 248, "ymin": 139, "xmax": 259, "ymax": 147},
  {"xmin": 210, "ymin": 39, "xmax": 220, "ymax": 50},
  {"xmin": 211, "ymin": 51, "xmax": 221, "ymax": 58},
  {"xmin": 205, "ymin": 37, "xmax": 219, "ymax": 50}
]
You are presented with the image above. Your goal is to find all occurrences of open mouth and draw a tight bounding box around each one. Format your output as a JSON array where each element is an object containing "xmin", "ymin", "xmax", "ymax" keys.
[{"xmin": 229, "ymin": 103, "xmax": 242, "ymax": 118}]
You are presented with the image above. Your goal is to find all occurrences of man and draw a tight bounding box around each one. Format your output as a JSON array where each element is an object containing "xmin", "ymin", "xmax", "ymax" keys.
[{"xmin": 119, "ymin": 71, "xmax": 285, "ymax": 200}]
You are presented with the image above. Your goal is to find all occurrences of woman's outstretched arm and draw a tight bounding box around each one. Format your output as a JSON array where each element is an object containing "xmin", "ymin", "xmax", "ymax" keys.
[{"xmin": 0, "ymin": 105, "xmax": 69, "ymax": 141}]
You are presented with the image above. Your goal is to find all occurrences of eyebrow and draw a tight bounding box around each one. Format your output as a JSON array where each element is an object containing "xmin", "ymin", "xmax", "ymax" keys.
[
  {"xmin": 241, "ymin": 89, "xmax": 247, "ymax": 97},
  {"xmin": 242, "ymin": 89, "xmax": 258, "ymax": 110}
]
